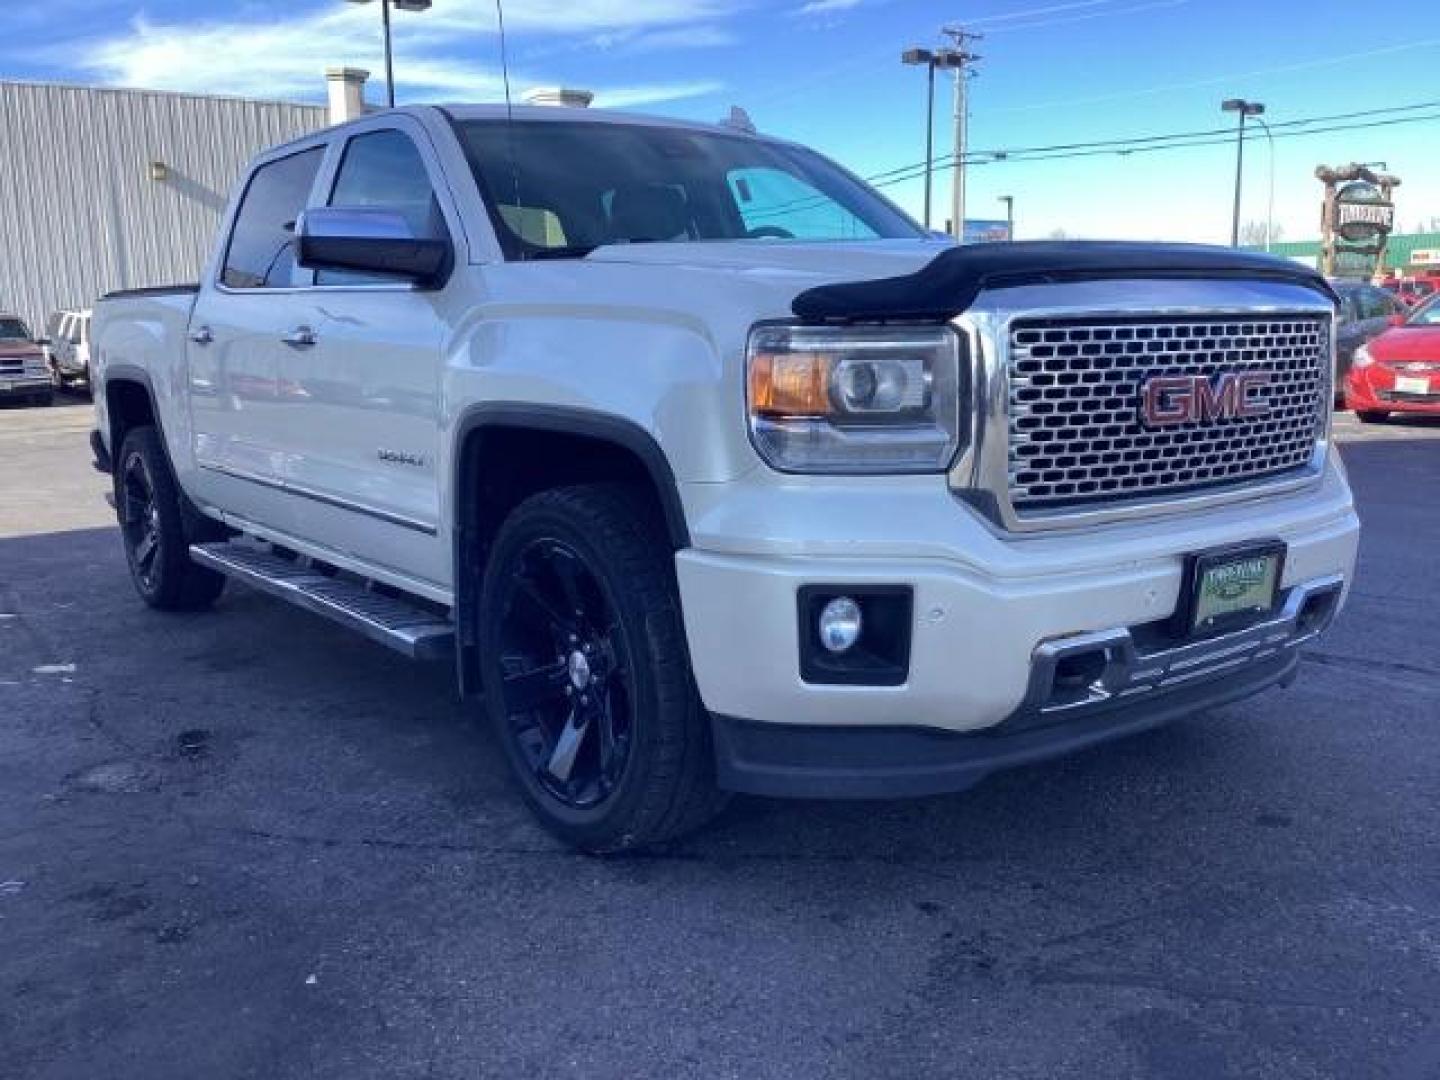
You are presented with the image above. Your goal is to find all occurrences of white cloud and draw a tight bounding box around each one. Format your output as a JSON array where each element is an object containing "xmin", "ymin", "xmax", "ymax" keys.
[
  {"xmin": 792, "ymin": 0, "xmax": 866, "ymax": 13},
  {"xmin": 68, "ymin": 0, "xmax": 735, "ymax": 106}
]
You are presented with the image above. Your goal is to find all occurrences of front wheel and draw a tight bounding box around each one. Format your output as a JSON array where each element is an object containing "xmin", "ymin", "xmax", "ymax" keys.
[
  {"xmin": 115, "ymin": 426, "xmax": 226, "ymax": 610},
  {"xmin": 477, "ymin": 484, "xmax": 726, "ymax": 854}
]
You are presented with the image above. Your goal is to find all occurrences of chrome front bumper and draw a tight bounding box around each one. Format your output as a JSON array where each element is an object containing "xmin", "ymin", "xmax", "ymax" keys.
[{"xmin": 1017, "ymin": 573, "xmax": 1345, "ymax": 725}]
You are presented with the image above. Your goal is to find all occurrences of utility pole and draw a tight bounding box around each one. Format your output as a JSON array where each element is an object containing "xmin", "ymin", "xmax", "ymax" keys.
[
  {"xmin": 941, "ymin": 26, "xmax": 981, "ymax": 242},
  {"xmin": 998, "ymin": 195, "xmax": 1014, "ymax": 240}
]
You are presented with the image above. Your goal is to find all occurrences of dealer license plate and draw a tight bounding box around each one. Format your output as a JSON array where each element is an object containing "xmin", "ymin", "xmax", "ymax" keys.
[
  {"xmin": 1189, "ymin": 545, "xmax": 1283, "ymax": 635},
  {"xmin": 1396, "ymin": 375, "xmax": 1432, "ymax": 395}
]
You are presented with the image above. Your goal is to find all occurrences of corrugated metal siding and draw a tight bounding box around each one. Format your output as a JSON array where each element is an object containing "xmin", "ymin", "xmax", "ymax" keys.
[{"xmin": 0, "ymin": 81, "xmax": 326, "ymax": 330}]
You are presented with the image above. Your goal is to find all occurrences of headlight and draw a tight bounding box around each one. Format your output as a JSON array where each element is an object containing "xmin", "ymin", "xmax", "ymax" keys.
[
  {"xmin": 1352, "ymin": 344, "xmax": 1375, "ymax": 370},
  {"xmin": 746, "ymin": 324, "xmax": 963, "ymax": 473}
]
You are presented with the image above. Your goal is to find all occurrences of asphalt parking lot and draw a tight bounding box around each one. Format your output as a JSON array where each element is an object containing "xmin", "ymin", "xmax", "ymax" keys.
[{"xmin": 2, "ymin": 398, "xmax": 1438, "ymax": 1080}]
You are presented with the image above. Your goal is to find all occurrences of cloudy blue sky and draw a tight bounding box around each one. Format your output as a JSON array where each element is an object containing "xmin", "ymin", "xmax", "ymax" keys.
[{"xmin": 3, "ymin": 0, "xmax": 1438, "ymax": 243}]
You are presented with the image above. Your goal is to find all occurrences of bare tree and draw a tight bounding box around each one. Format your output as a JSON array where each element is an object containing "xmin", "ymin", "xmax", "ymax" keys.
[
  {"xmin": 1239, "ymin": 220, "xmax": 1284, "ymax": 247},
  {"xmin": 1046, "ymin": 227, "xmax": 1069, "ymax": 240}
]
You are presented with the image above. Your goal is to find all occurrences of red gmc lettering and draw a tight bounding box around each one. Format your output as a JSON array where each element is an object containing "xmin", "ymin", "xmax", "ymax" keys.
[{"xmin": 1140, "ymin": 372, "xmax": 1273, "ymax": 427}]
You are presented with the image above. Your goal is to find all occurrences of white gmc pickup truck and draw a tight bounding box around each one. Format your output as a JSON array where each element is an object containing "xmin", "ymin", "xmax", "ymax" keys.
[{"xmin": 92, "ymin": 105, "xmax": 1359, "ymax": 852}]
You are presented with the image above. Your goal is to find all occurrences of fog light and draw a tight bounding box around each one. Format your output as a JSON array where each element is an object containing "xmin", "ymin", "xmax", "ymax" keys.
[{"xmin": 818, "ymin": 597, "xmax": 863, "ymax": 653}]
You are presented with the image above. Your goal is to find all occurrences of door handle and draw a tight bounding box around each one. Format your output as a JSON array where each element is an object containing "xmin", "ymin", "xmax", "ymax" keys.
[
  {"xmin": 280, "ymin": 326, "xmax": 317, "ymax": 349},
  {"xmin": 188, "ymin": 325, "xmax": 214, "ymax": 346}
]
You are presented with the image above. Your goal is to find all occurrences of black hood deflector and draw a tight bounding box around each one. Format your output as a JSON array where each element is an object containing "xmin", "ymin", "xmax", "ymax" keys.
[{"xmin": 790, "ymin": 241, "xmax": 1337, "ymax": 323}]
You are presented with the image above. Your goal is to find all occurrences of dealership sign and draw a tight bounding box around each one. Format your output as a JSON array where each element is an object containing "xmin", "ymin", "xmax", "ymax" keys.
[{"xmin": 1333, "ymin": 181, "xmax": 1395, "ymax": 243}]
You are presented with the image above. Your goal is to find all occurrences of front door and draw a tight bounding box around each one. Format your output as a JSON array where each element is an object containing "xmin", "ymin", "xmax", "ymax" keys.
[{"xmin": 274, "ymin": 123, "xmax": 454, "ymax": 589}]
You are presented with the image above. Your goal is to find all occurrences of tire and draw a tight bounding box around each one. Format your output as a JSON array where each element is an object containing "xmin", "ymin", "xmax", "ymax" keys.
[
  {"xmin": 114, "ymin": 426, "xmax": 226, "ymax": 611},
  {"xmin": 1356, "ymin": 410, "xmax": 1389, "ymax": 424},
  {"xmin": 477, "ymin": 484, "xmax": 727, "ymax": 854}
]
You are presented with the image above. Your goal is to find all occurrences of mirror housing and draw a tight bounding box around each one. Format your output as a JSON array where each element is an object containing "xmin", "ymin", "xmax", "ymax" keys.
[{"xmin": 297, "ymin": 207, "xmax": 451, "ymax": 287}]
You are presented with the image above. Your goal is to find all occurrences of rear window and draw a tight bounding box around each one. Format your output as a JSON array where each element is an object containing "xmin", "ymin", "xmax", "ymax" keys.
[{"xmin": 221, "ymin": 148, "xmax": 325, "ymax": 289}]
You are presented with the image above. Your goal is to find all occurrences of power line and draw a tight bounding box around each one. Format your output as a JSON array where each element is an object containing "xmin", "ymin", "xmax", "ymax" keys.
[
  {"xmin": 745, "ymin": 104, "xmax": 1440, "ymax": 224},
  {"xmin": 854, "ymin": 99, "xmax": 1440, "ymax": 190},
  {"xmin": 871, "ymin": 109, "xmax": 1440, "ymax": 187}
]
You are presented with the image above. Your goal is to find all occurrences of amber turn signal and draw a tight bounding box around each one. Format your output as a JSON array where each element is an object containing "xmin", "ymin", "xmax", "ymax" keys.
[{"xmin": 748, "ymin": 351, "xmax": 832, "ymax": 418}]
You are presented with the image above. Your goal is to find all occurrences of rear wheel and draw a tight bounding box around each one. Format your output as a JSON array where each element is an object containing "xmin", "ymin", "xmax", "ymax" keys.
[
  {"xmin": 1356, "ymin": 410, "xmax": 1390, "ymax": 424},
  {"xmin": 478, "ymin": 484, "xmax": 726, "ymax": 854},
  {"xmin": 115, "ymin": 426, "xmax": 226, "ymax": 610}
]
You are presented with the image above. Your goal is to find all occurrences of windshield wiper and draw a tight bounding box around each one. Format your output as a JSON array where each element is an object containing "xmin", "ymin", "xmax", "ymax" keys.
[{"xmin": 524, "ymin": 245, "xmax": 599, "ymax": 261}]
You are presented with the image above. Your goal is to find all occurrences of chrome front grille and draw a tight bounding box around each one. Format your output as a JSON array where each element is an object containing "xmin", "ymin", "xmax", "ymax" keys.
[{"xmin": 1007, "ymin": 314, "xmax": 1328, "ymax": 510}]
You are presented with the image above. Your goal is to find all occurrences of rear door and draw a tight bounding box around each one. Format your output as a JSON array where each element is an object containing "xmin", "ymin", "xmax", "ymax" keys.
[
  {"xmin": 186, "ymin": 145, "xmax": 327, "ymax": 531},
  {"xmin": 272, "ymin": 119, "xmax": 454, "ymax": 588}
]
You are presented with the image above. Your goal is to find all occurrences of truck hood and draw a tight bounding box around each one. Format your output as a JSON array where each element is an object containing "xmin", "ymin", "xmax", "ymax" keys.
[{"xmin": 583, "ymin": 238, "xmax": 956, "ymax": 288}]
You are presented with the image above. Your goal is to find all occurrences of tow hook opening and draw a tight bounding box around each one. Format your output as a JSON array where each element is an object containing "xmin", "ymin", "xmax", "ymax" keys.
[
  {"xmin": 1296, "ymin": 586, "xmax": 1340, "ymax": 637},
  {"xmin": 1046, "ymin": 644, "xmax": 1122, "ymax": 707}
]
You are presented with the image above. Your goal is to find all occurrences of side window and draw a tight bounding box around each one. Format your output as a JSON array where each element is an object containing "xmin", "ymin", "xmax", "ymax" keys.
[
  {"xmin": 320, "ymin": 129, "xmax": 445, "ymax": 285},
  {"xmin": 727, "ymin": 167, "xmax": 880, "ymax": 241},
  {"xmin": 1362, "ymin": 288, "xmax": 1392, "ymax": 320},
  {"xmin": 220, "ymin": 147, "xmax": 325, "ymax": 290}
]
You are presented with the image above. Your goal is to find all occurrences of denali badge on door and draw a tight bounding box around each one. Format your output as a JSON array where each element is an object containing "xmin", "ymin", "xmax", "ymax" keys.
[{"xmin": 1180, "ymin": 541, "xmax": 1286, "ymax": 637}]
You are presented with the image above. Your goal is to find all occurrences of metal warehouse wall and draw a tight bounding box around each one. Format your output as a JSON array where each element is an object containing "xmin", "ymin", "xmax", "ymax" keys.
[{"xmin": 0, "ymin": 80, "xmax": 327, "ymax": 330}]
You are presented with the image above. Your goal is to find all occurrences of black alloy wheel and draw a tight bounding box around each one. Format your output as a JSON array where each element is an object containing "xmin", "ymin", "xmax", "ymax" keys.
[
  {"xmin": 477, "ymin": 484, "xmax": 726, "ymax": 853},
  {"xmin": 495, "ymin": 537, "xmax": 634, "ymax": 809},
  {"xmin": 120, "ymin": 448, "xmax": 164, "ymax": 595},
  {"xmin": 114, "ymin": 426, "xmax": 226, "ymax": 610}
]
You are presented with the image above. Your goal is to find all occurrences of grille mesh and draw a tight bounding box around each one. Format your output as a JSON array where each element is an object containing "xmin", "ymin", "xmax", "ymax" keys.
[{"xmin": 1008, "ymin": 314, "xmax": 1328, "ymax": 509}]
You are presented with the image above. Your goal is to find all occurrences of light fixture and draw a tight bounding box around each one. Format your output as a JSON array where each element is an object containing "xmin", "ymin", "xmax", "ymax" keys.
[{"xmin": 819, "ymin": 597, "xmax": 863, "ymax": 654}]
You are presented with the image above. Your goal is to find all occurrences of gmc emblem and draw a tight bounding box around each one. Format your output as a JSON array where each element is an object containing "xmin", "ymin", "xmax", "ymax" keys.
[{"xmin": 1139, "ymin": 372, "xmax": 1273, "ymax": 428}]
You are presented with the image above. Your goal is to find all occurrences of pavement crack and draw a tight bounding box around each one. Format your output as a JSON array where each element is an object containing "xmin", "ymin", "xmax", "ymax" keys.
[
  {"xmin": 1304, "ymin": 650, "xmax": 1440, "ymax": 681},
  {"xmin": 1028, "ymin": 969, "xmax": 1363, "ymax": 1011}
]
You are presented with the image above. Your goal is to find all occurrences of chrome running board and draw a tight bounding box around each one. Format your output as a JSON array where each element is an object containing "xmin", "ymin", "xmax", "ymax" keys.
[{"xmin": 190, "ymin": 541, "xmax": 454, "ymax": 661}]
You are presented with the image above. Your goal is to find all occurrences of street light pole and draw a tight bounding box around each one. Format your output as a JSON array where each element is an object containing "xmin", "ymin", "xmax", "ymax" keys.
[
  {"xmin": 1222, "ymin": 97, "xmax": 1264, "ymax": 247},
  {"xmin": 381, "ymin": 0, "xmax": 394, "ymax": 108},
  {"xmin": 347, "ymin": 0, "xmax": 432, "ymax": 109},
  {"xmin": 903, "ymin": 46, "xmax": 969, "ymax": 233},
  {"xmin": 901, "ymin": 49, "xmax": 939, "ymax": 230}
]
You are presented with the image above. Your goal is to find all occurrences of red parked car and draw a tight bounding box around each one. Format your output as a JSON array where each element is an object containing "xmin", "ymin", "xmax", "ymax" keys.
[{"xmin": 1344, "ymin": 293, "xmax": 1440, "ymax": 422}]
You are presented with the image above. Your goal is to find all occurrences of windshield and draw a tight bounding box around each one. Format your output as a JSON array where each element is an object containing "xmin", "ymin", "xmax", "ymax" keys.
[
  {"xmin": 0, "ymin": 318, "xmax": 33, "ymax": 341},
  {"xmin": 1406, "ymin": 295, "xmax": 1440, "ymax": 325},
  {"xmin": 456, "ymin": 119, "xmax": 924, "ymax": 259}
]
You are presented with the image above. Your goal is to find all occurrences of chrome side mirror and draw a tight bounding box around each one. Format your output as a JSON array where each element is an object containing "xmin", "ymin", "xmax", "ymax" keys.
[{"xmin": 296, "ymin": 207, "xmax": 452, "ymax": 287}]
